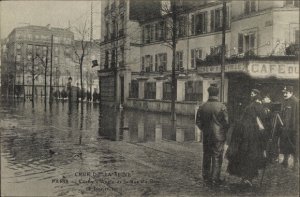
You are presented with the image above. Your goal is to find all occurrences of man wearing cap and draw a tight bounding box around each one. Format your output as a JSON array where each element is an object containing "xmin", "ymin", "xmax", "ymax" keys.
[
  {"xmin": 280, "ymin": 86, "xmax": 299, "ymax": 168},
  {"xmin": 196, "ymin": 84, "xmax": 229, "ymax": 186}
]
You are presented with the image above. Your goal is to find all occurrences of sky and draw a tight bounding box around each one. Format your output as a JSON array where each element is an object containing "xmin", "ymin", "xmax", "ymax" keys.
[{"xmin": 0, "ymin": 0, "xmax": 101, "ymax": 40}]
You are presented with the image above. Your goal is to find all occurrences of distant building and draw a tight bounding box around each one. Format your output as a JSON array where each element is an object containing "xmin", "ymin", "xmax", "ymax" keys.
[
  {"xmin": 1, "ymin": 24, "xmax": 100, "ymax": 98},
  {"xmin": 99, "ymin": 0, "xmax": 299, "ymax": 115},
  {"xmin": 1, "ymin": 25, "xmax": 74, "ymax": 97}
]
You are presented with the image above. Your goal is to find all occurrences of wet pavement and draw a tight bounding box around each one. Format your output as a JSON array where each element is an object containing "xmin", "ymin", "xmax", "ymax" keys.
[{"xmin": 0, "ymin": 99, "xmax": 299, "ymax": 196}]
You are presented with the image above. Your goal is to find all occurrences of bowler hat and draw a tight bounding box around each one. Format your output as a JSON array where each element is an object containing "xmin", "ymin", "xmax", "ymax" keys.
[
  {"xmin": 282, "ymin": 86, "xmax": 294, "ymax": 93},
  {"xmin": 208, "ymin": 84, "xmax": 219, "ymax": 96}
]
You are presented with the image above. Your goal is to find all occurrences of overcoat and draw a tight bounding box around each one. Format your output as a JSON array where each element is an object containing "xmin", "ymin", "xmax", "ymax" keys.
[
  {"xmin": 226, "ymin": 100, "xmax": 266, "ymax": 179},
  {"xmin": 280, "ymin": 95, "xmax": 299, "ymax": 155}
]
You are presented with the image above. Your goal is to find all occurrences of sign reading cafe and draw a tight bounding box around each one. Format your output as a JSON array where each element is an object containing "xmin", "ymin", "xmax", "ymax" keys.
[
  {"xmin": 197, "ymin": 61, "xmax": 299, "ymax": 79},
  {"xmin": 248, "ymin": 63, "xmax": 299, "ymax": 79}
]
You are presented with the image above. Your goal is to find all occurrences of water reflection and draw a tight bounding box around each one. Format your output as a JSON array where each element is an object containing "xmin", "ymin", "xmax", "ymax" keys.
[
  {"xmin": 98, "ymin": 106, "xmax": 196, "ymax": 143},
  {"xmin": 1, "ymin": 100, "xmax": 198, "ymax": 195}
]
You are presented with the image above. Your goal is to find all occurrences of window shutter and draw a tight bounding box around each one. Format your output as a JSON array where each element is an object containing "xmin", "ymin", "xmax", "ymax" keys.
[
  {"xmin": 142, "ymin": 56, "xmax": 145, "ymax": 71},
  {"xmin": 226, "ymin": 6, "xmax": 229, "ymax": 29},
  {"xmin": 191, "ymin": 49, "xmax": 194, "ymax": 68},
  {"xmin": 238, "ymin": 33, "xmax": 244, "ymax": 54},
  {"xmin": 210, "ymin": 10, "xmax": 215, "ymax": 32},
  {"xmin": 150, "ymin": 55, "xmax": 153, "ymax": 71},
  {"xmin": 191, "ymin": 15, "xmax": 195, "ymax": 35},
  {"xmin": 250, "ymin": 33, "xmax": 255, "ymax": 51},
  {"xmin": 204, "ymin": 12, "xmax": 208, "ymax": 33},
  {"xmin": 155, "ymin": 54, "xmax": 158, "ymax": 71}
]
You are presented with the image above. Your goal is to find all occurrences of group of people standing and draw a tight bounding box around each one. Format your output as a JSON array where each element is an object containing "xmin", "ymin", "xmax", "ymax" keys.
[{"xmin": 196, "ymin": 84, "xmax": 299, "ymax": 187}]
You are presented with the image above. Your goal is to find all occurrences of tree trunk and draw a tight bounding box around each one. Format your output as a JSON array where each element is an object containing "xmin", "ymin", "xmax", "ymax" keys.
[{"xmin": 171, "ymin": 1, "xmax": 177, "ymax": 122}]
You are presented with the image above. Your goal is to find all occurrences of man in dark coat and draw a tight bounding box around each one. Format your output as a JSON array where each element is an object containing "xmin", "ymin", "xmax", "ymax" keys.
[
  {"xmin": 280, "ymin": 86, "xmax": 299, "ymax": 168},
  {"xmin": 196, "ymin": 84, "xmax": 229, "ymax": 186}
]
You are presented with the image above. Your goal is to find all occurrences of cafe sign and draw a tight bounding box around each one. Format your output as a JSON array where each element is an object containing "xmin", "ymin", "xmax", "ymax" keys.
[
  {"xmin": 248, "ymin": 63, "xmax": 299, "ymax": 79},
  {"xmin": 197, "ymin": 62, "xmax": 299, "ymax": 79}
]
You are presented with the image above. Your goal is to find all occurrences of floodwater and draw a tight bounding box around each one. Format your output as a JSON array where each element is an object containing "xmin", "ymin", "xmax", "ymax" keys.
[
  {"xmin": 0, "ymin": 99, "xmax": 199, "ymax": 196},
  {"xmin": 1, "ymin": 99, "xmax": 298, "ymax": 197}
]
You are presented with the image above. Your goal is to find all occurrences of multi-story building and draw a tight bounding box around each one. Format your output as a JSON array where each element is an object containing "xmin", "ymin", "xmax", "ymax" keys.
[
  {"xmin": 99, "ymin": 0, "xmax": 299, "ymax": 116},
  {"xmin": 2, "ymin": 25, "xmax": 74, "ymax": 97},
  {"xmin": 1, "ymin": 25, "xmax": 100, "ymax": 98}
]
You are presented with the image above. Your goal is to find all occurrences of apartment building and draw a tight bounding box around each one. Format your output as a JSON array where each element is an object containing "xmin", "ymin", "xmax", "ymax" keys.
[{"xmin": 100, "ymin": 0, "xmax": 299, "ymax": 115}]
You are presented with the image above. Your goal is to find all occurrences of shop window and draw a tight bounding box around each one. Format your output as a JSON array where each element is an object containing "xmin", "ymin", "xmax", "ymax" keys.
[
  {"xmin": 175, "ymin": 51, "xmax": 183, "ymax": 71},
  {"xmin": 185, "ymin": 81, "xmax": 203, "ymax": 101},
  {"xmin": 163, "ymin": 82, "xmax": 172, "ymax": 100},
  {"xmin": 129, "ymin": 80, "xmax": 139, "ymax": 98},
  {"xmin": 244, "ymin": 0, "xmax": 257, "ymax": 15},
  {"xmin": 144, "ymin": 82, "xmax": 156, "ymax": 99},
  {"xmin": 191, "ymin": 48, "xmax": 202, "ymax": 68}
]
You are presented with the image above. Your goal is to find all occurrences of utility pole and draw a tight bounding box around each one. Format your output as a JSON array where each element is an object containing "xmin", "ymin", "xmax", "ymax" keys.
[
  {"xmin": 44, "ymin": 46, "xmax": 49, "ymax": 103},
  {"xmin": 13, "ymin": 56, "xmax": 17, "ymax": 99},
  {"xmin": 50, "ymin": 35, "xmax": 53, "ymax": 103},
  {"xmin": 171, "ymin": 0, "xmax": 178, "ymax": 123},
  {"xmin": 220, "ymin": 0, "xmax": 227, "ymax": 103},
  {"xmin": 23, "ymin": 56, "xmax": 25, "ymax": 102},
  {"xmin": 31, "ymin": 46, "xmax": 34, "ymax": 101}
]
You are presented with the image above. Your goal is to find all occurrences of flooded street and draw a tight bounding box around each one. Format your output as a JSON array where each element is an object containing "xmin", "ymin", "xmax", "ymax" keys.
[{"xmin": 1, "ymin": 100, "xmax": 299, "ymax": 196}]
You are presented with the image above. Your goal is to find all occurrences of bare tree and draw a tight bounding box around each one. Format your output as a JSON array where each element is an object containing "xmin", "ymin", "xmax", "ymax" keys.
[{"xmin": 71, "ymin": 19, "xmax": 91, "ymax": 96}]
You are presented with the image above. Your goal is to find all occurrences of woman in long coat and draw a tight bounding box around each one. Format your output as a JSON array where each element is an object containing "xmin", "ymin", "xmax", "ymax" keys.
[{"xmin": 226, "ymin": 89, "xmax": 266, "ymax": 186}]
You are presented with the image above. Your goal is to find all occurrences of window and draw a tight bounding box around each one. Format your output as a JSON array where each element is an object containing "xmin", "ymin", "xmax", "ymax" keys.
[
  {"xmin": 238, "ymin": 32, "xmax": 256, "ymax": 55},
  {"xmin": 111, "ymin": 48, "xmax": 116, "ymax": 68},
  {"xmin": 155, "ymin": 21, "xmax": 165, "ymax": 41},
  {"xmin": 177, "ymin": 16, "xmax": 187, "ymax": 37},
  {"xmin": 150, "ymin": 24, "xmax": 155, "ymax": 42},
  {"xmin": 112, "ymin": 20, "xmax": 117, "ymax": 38},
  {"xmin": 210, "ymin": 45, "xmax": 222, "ymax": 55},
  {"xmin": 193, "ymin": 12, "xmax": 207, "ymax": 35},
  {"xmin": 143, "ymin": 55, "xmax": 153, "ymax": 72},
  {"xmin": 105, "ymin": 51, "xmax": 109, "ymax": 69},
  {"xmin": 163, "ymin": 82, "xmax": 172, "ymax": 100},
  {"xmin": 191, "ymin": 48, "xmax": 202, "ymax": 68},
  {"xmin": 144, "ymin": 82, "xmax": 156, "ymax": 99},
  {"xmin": 185, "ymin": 81, "xmax": 203, "ymax": 101},
  {"xmin": 214, "ymin": 9, "xmax": 222, "ymax": 31},
  {"xmin": 156, "ymin": 53, "xmax": 167, "ymax": 71},
  {"xmin": 105, "ymin": 22, "xmax": 110, "ymax": 39},
  {"xmin": 244, "ymin": 0, "xmax": 257, "ymax": 15},
  {"xmin": 54, "ymin": 57, "xmax": 58, "ymax": 65},
  {"xmin": 119, "ymin": 14, "xmax": 125, "ymax": 37},
  {"xmin": 54, "ymin": 36, "xmax": 59, "ymax": 43},
  {"xmin": 43, "ymin": 46, "xmax": 47, "ymax": 55},
  {"xmin": 144, "ymin": 25, "xmax": 150, "ymax": 43},
  {"xmin": 129, "ymin": 80, "xmax": 139, "ymax": 98},
  {"xmin": 295, "ymin": 30, "xmax": 299, "ymax": 44},
  {"xmin": 16, "ymin": 54, "xmax": 21, "ymax": 62},
  {"xmin": 285, "ymin": 0, "xmax": 299, "ymax": 7},
  {"xmin": 175, "ymin": 51, "xmax": 183, "ymax": 70}
]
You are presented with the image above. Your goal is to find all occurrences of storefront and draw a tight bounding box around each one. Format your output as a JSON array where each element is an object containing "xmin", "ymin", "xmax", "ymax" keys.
[{"xmin": 198, "ymin": 59, "xmax": 299, "ymax": 122}]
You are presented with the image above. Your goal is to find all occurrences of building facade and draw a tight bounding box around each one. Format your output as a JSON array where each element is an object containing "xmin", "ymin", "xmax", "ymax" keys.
[
  {"xmin": 1, "ymin": 25, "xmax": 100, "ymax": 98},
  {"xmin": 99, "ymin": 0, "xmax": 299, "ymax": 115}
]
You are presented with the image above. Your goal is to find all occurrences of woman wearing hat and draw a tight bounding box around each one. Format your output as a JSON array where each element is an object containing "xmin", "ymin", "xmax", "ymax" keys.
[{"xmin": 226, "ymin": 89, "xmax": 267, "ymax": 187}]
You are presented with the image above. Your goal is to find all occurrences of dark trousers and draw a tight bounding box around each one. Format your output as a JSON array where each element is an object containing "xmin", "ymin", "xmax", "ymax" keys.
[{"xmin": 202, "ymin": 139, "xmax": 225, "ymax": 181}]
